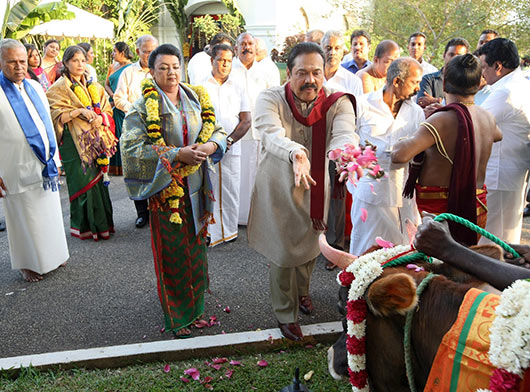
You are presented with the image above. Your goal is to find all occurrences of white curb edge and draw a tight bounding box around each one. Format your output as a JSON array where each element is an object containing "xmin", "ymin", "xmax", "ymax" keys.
[{"xmin": 0, "ymin": 321, "xmax": 342, "ymax": 372}]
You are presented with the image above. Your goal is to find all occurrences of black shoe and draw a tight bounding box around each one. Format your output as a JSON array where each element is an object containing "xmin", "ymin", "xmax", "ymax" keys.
[
  {"xmin": 524, "ymin": 205, "xmax": 530, "ymax": 218},
  {"xmin": 0, "ymin": 221, "xmax": 5, "ymax": 231},
  {"xmin": 135, "ymin": 216, "xmax": 148, "ymax": 228}
]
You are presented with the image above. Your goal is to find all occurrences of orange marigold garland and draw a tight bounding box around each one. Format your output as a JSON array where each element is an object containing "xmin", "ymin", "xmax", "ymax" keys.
[{"xmin": 141, "ymin": 79, "xmax": 216, "ymax": 225}]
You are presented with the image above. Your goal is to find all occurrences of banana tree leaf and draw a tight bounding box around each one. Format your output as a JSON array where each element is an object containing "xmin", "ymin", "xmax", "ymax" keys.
[{"xmin": 6, "ymin": 0, "xmax": 40, "ymax": 31}]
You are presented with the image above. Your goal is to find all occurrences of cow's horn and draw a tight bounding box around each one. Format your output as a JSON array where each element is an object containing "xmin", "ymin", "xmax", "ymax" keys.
[{"xmin": 319, "ymin": 234, "xmax": 357, "ymax": 269}]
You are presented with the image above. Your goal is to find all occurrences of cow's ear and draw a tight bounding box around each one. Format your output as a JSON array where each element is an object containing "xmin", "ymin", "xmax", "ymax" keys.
[
  {"xmin": 470, "ymin": 244, "xmax": 504, "ymax": 261},
  {"xmin": 367, "ymin": 273, "xmax": 418, "ymax": 317}
]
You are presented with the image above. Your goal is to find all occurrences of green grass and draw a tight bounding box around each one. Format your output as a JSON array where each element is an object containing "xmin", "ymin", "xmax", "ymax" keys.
[{"xmin": 0, "ymin": 344, "xmax": 351, "ymax": 392}]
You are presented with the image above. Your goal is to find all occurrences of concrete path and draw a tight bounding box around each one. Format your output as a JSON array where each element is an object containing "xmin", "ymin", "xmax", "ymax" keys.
[{"xmin": 0, "ymin": 177, "xmax": 344, "ymax": 359}]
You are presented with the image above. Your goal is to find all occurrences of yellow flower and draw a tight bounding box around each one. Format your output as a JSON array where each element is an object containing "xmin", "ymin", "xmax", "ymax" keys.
[
  {"xmin": 147, "ymin": 132, "xmax": 162, "ymax": 139},
  {"xmin": 73, "ymin": 85, "xmax": 92, "ymax": 107},
  {"xmin": 169, "ymin": 198, "xmax": 179, "ymax": 209},
  {"xmin": 169, "ymin": 212, "xmax": 182, "ymax": 224},
  {"xmin": 148, "ymin": 124, "xmax": 160, "ymax": 130},
  {"xmin": 96, "ymin": 157, "xmax": 109, "ymax": 165},
  {"xmin": 87, "ymin": 83, "xmax": 100, "ymax": 105}
]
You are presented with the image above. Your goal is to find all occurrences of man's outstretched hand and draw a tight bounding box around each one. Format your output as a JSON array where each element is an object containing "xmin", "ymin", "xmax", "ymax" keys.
[{"xmin": 293, "ymin": 150, "xmax": 316, "ymax": 190}]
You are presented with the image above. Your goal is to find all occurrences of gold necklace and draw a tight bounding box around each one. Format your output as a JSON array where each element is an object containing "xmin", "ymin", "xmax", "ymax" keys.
[{"xmin": 458, "ymin": 101, "xmax": 474, "ymax": 106}]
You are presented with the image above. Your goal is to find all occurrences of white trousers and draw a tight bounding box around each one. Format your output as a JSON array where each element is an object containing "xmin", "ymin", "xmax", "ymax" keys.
[
  {"xmin": 3, "ymin": 187, "xmax": 69, "ymax": 274},
  {"xmin": 480, "ymin": 187, "xmax": 526, "ymax": 245},
  {"xmin": 208, "ymin": 149, "xmax": 241, "ymax": 247},
  {"xmin": 238, "ymin": 139, "xmax": 260, "ymax": 225}
]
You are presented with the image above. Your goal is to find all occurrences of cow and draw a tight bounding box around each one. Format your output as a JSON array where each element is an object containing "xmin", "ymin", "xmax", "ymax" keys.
[{"xmin": 320, "ymin": 234, "xmax": 507, "ymax": 391}]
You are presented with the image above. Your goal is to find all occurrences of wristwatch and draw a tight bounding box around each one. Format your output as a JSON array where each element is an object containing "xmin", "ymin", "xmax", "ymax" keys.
[{"xmin": 226, "ymin": 136, "xmax": 234, "ymax": 147}]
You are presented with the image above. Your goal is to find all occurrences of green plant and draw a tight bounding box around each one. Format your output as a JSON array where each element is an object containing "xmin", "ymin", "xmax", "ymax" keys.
[{"xmin": 1, "ymin": 0, "xmax": 74, "ymax": 40}]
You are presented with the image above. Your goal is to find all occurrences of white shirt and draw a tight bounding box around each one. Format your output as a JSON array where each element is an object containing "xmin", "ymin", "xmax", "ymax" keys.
[
  {"xmin": 113, "ymin": 62, "xmax": 151, "ymax": 113},
  {"xmin": 258, "ymin": 56, "xmax": 281, "ymax": 87},
  {"xmin": 86, "ymin": 64, "xmax": 98, "ymax": 83},
  {"xmin": 231, "ymin": 58, "xmax": 274, "ymax": 140},
  {"xmin": 474, "ymin": 84, "xmax": 492, "ymax": 106},
  {"xmin": 348, "ymin": 90, "xmax": 425, "ymax": 207},
  {"xmin": 201, "ymin": 74, "xmax": 250, "ymax": 155},
  {"xmin": 419, "ymin": 60, "xmax": 438, "ymax": 75},
  {"xmin": 324, "ymin": 65, "xmax": 363, "ymax": 97},
  {"xmin": 481, "ymin": 68, "xmax": 530, "ymax": 191},
  {"xmin": 187, "ymin": 51, "xmax": 212, "ymax": 85},
  {"xmin": 342, "ymin": 53, "xmax": 353, "ymax": 64}
]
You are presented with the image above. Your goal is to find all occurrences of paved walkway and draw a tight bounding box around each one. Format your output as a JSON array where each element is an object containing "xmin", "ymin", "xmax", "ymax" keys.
[
  {"xmin": 0, "ymin": 177, "xmax": 342, "ymax": 358},
  {"xmin": 1, "ymin": 177, "xmax": 529, "ymax": 359}
]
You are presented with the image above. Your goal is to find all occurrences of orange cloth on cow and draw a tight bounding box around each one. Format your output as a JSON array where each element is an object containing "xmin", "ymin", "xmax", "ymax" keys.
[
  {"xmin": 424, "ymin": 288, "xmax": 512, "ymax": 392},
  {"xmin": 415, "ymin": 184, "xmax": 487, "ymax": 243}
]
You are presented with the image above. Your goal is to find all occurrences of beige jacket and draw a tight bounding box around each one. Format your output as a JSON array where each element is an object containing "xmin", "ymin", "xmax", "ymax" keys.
[{"xmin": 248, "ymin": 85, "xmax": 358, "ymax": 267}]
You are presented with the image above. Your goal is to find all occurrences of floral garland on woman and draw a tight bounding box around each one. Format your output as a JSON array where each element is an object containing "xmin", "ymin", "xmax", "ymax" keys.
[
  {"xmin": 477, "ymin": 279, "xmax": 530, "ymax": 392},
  {"xmin": 141, "ymin": 78, "xmax": 215, "ymax": 225},
  {"xmin": 337, "ymin": 243, "xmax": 411, "ymax": 392},
  {"xmin": 71, "ymin": 79, "xmax": 114, "ymax": 185}
]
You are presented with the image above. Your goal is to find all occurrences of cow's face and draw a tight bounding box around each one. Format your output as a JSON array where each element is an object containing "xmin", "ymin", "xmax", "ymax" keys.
[{"xmin": 327, "ymin": 268, "xmax": 421, "ymax": 382}]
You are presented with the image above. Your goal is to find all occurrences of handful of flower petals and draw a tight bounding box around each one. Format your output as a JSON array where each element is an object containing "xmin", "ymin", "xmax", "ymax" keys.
[{"xmin": 328, "ymin": 142, "xmax": 385, "ymax": 186}]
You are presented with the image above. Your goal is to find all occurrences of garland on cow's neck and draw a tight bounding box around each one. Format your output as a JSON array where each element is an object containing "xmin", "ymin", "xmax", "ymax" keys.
[
  {"xmin": 141, "ymin": 79, "xmax": 215, "ymax": 225},
  {"xmin": 337, "ymin": 244, "xmax": 411, "ymax": 392},
  {"xmin": 477, "ymin": 279, "xmax": 530, "ymax": 392}
]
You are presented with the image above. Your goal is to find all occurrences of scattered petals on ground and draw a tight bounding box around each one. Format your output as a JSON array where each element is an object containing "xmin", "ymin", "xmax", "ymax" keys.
[
  {"xmin": 212, "ymin": 357, "xmax": 228, "ymax": 364},
  {"xmin": 225, "ymin": 369, "xmax": 234, "ymax": 378},
  {"xmin": 163, "ymin": 364, "xmax": 170, "ymax": 373},
  {"xmin": 229, "ymin": 360, "xmax": 242, "ymax": 366},
  {"xmin": 257, "ymin": 360, "xmax": 269, "ymax": 367},
  {"xmin": 304, "ymin": 370, "xmax": 314, "ymax": 381},
  {"xmin": 180, "ymin": 377, "xmax": 190, "ymax": 383},
  {"xmin": 223, "ymin": 306, "xmax": 231, "ymax": 313},
  {"xmin": 184, "ymin": 367, "xmax": 201, "ymax": 380}
]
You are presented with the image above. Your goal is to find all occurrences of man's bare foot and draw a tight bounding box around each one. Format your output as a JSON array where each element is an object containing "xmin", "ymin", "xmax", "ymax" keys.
[
  {"xmin": 20, "ymin": 269, "xmax": 43, "ymax": 282},
  {"xmin": 173, "ymin": 327, "xmax": 192, "ymax": 338}
]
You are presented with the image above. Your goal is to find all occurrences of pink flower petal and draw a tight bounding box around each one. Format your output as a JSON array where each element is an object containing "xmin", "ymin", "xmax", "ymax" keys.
[
  {"xmin": 328, "ymin": 148, "xmax": 342, "ymax": 161},
  {"xmin": 163, "ymin": 364, "xmax": 171, "ymax": 373},
  {"xmin": 202, "ymin": 376, "xmax": 213, "ymax": 383},
  {"xmin": 225, "ymin": 369, "xmax": 234, "ymax": 379},
  {"xmin": 159, "ymin": 327, "xmax": 165, "ymax": 333},
  {"xmin": 210, "ymin": 364, "xmax": 222, "ymax": 371},
  {"xmin": 213, "ymin": 357, "xmax": 228, "ymax": 364},
  {"xmin": 257, "ymin": 360, "xmax": 268, "ymax": 367},
  {"xmin": 369, "ymin": 183, "xmax": 376, "ymax": 195},
  {"xmin": 204, "ymin": 384, "xmax": 213, "ymax": 390},
  {"xmin": 360, "ymin": 208, "xmax": 368, "ymax": 222},
  {"xmin": 375, "ymin": 236, "xmax": 394, "ymax": 248},
  {"xmin": 184, "ymin": 367, "xmax": 201, "ymax": 380},
  {"xmin": 223, "ymin": 306, "xmax": 231, "ymax": 313},
  {"xmin": 229, "ymin": 360, "xmax": 242, "ymax": 366},
  {"xmin": 180, "ymin": 377, "xmax": 190, "ymax": 383}
]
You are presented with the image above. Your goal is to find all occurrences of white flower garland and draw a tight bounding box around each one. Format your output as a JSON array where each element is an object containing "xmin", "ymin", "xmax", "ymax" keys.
[
  {"xmin": 340, "ymin": 244, "xmax": 410, "ymax": 392},
  {"xmin": 488, "ymin": 279, "xmax": 530, "ymax": 376}
]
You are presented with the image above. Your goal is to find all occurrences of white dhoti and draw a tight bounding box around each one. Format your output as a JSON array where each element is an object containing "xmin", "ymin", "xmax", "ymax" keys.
[
  {"xmin": 349, "ymin": 198, "xmax": 418, "ymax": 256},
  {"xmin": 239, "ymin": 139, "xmax": 260, "ymax": 225},
  {"xmin": 480, "ymin": 187, "xmax": 526, "ymax": 245},
  {"xmin": 209, "ymin": 148, "xmax": 241, "ymax": 246},
  {"xmin": 3, "ymin": 187, "xmax": 69, "ymax": 274}
]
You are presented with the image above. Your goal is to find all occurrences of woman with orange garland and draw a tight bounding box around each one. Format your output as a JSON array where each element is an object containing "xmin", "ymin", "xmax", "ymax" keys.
[{"xmin": 47, "ymin": 46, "xmax": 117, "ymax": 241}]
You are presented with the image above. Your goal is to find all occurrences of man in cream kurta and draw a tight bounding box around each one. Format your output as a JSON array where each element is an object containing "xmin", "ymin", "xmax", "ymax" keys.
[
  {"xmin": 477, "ymin": 38, "xmax": 530, "ymax": 244},
  {"xmin": 231, "ymin": 32, "xmax": 279, "ymax": 225},
  {"xmin": 349, "ymin": 58, "xmax": 424, "ymax": 255},
  {"xmin": 248, "ymin": 43, "xmax": 358, "ymax": 341},
  {"xmin": 0, "ymin": 39, "xmax": 68, "ymax": 282}
]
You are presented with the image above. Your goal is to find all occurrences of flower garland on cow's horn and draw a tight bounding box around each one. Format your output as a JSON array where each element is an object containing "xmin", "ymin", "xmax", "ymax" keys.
[
  {"xmin": 476, "ymin": 279, "xmax": 530, "ymax": 392},
  {"xmin": 141, "ymin": 78, "xmax": 215, "ymax": 225},
  {"xmin": 337, "ymin": 244, "xmax": 412, "ymax": 392},
  {"xmin": 71, "ymin": 79, "xmax": 114, "ymax": 185}
]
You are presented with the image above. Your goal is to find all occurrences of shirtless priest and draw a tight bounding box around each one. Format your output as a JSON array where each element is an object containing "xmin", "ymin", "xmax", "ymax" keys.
[
  {"xmin": 0, "ymin": 39, "xmax": 69, "ymax": 281},
  {"xmin": 392, "ymin": 54, "xmax": 502, "ymax": 245}
]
